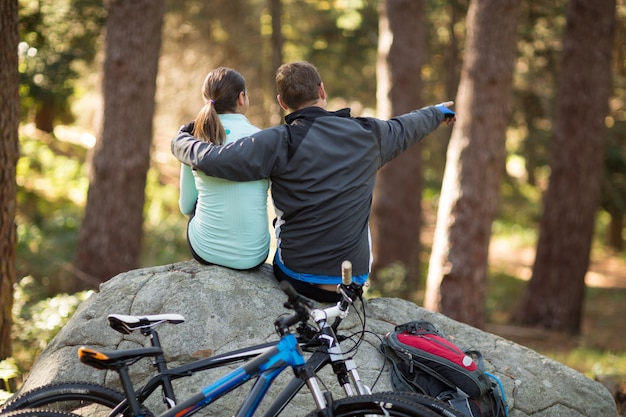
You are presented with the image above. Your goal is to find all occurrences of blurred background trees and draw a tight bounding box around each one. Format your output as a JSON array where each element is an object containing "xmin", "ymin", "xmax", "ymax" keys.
[
  {"xmin": 17, "ymin": 0, "xmax": 105, "ymax": 133},
  {"xmin": 2, "ymin": 0, "xmax": 626, "ymax": 381}
]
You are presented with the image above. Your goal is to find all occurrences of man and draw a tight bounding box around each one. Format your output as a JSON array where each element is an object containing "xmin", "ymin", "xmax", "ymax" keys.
[{"xmin": 172, "ymin": 61, "xmax": 455, "ymax": 302}]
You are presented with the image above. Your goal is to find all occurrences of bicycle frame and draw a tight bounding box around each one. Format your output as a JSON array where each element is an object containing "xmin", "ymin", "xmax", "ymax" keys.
[
  {"xmin": 108, "ymin": 315, "xmax": 368, "ymax": 417},
  {"xmin": 158, "ymin": 333, "xmax": 311, "ymax": 417}
]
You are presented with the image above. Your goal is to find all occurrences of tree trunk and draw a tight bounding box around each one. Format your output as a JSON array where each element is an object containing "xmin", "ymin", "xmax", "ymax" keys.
[
  {"xmin": 371, "ymin": 0, "xmax": 426, "ymax": 298},
  {"xmin": 424, "ymin": 0, "xmax": 521, "ymax": 328},
  {"xmin": 74, "ymin": 0, "xmax": 165, "ymax": 291},
  {"xmin": 34, "ymin": 100, "xmax": 56, "ymax": 134},
  {"xmin": 269, "ymin": 0, "xmax": 284, "ymax": 125},
  {"xmin": 0, "ymin": 0, "xmax": 19, "ymax": 360},
  {"xmin": 513, "ymin": 0, "xmax": 616, "ymax": 334},
  {"xmin": 607, "ymin": 210, "xmax": 623, "ymax": 251}
]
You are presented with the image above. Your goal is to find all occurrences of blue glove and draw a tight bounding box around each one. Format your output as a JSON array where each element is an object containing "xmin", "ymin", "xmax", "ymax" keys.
[{"xmin": 435, "ymin": 104, "xmax": 456, "ymax": 119}]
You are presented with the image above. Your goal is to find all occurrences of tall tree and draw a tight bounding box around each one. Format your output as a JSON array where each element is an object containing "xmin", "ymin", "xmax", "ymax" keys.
[
  {"xmin": 513, "ymin": 0, "xmax": 616, "ymax": 334},
  {"xmin": 371, "ymin": 0, "xmax": 426, "ymax": 297},
  {"xmin": 74, "ymin": 0, "xmax": 165, "ymax": 291},
  {"xmin": 424, "ymin": 0, "xmax": 521, "ymax": 328},
  {"xmin": 267, "ymin": 0, "xmax": 284, "ymax": 125},
  {"xmin": 0, "ymin": 0, "xmax": 19, "ymax": 359}
]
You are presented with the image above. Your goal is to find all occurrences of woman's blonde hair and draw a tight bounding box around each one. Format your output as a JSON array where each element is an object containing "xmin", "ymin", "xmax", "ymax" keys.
[{"xmin": 193, "ymin": 67, "xmax": 247, "ymax": 145}]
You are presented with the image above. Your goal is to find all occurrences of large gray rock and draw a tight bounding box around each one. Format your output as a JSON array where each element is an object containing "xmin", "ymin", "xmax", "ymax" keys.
[{"xmin": 19, "ymin": 261, "xmax": 617, "ymax": 416}]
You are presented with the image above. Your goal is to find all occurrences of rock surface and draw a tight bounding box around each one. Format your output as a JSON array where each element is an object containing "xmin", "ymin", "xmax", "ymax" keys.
[{"xmin": 18, "ymin": 261, "xmax": 618, "ymax": 416}]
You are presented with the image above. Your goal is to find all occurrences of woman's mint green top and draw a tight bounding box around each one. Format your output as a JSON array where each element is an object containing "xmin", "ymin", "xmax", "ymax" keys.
[{"xmin": 178, "ymin": 114, "xmax": 270, "ymax": 269}]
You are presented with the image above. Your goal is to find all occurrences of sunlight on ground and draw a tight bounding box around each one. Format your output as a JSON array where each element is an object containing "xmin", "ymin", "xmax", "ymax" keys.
[{"xmin": 489, "ymin": 236, "xmax": 626, "ymax": 289}]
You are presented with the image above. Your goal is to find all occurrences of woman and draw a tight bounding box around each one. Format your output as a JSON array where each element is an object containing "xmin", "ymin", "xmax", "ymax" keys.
[{"xmin": 178, "ymin": 67, "xmax": 270, "ymax": 269}]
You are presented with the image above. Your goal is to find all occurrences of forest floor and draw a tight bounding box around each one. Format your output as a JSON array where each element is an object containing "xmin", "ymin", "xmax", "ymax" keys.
[
  {"xmin": 486, "ymin": 235, "xmax": 625, "ymax": 350},
  {"xmin": 486, "ymin": 235, "xmax": 626, "ymax": 415}
]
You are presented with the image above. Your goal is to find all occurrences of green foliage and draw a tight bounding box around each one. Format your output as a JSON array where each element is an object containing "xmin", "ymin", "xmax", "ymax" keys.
[
  {"xmin": 485, "ymin": 271, "xmax": 527, "ymax": 325},
  {"xmin": 494, "ymin": 176, "xmax": 543, "ymax": 235},
  {"xmin": 18, "ymin": 0, "xmax": 106, "ymax": 128},
  {"xmin": 284, "ymin": 0, "xmax": 379, "ymax": 108},
  {"xmin": 16, "ymin": 126, "xmax": 191, "ymax": 294},
  {"xmin": 0, "ymin": 388, "xmax": 14, "ymax": 405},
  {"xmin": 367, "ymin": 262, "xmax": 412, "ymax": 299},
  {"xmin": 10, "ymin": 277, "xmax": 90, "ymax": 376},
  {"xmin": 141, "ymin": 169, "xmax": 189, "ymax": 266},
  {"xmin": 16, "ymin": 128, "xmax": 88, "ymax": 295},
  {"xmin": 0, "ymin": 358, "xmax": 20, "ymax": 399}
]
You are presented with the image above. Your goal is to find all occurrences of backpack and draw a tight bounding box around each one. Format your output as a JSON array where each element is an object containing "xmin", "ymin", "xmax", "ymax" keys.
[{"xmin": 380, "ymin": 320, "xmax": 508, "ymax": 417}]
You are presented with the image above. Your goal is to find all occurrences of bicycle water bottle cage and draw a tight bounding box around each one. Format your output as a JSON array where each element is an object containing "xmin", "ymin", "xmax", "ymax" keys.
[{"xmin": 107, "ymin": 314, "xmax": 185, "ymax": 334}]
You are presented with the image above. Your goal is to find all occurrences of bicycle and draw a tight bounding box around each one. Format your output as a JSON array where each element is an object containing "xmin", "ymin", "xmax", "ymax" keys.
[{"xmin": 2, "ymin": 261, "xmax": 464, "ymax": 417}]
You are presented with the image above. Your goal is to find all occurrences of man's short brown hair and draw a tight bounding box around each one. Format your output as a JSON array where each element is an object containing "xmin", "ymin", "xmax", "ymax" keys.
[{"xmin": 275, "ymin": 61, "xmax": 322, "ymax": 110}]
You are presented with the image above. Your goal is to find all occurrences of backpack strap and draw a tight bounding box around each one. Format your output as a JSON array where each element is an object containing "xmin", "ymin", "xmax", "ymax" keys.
[
  {"xmin": 485, "ymin": 371, "xmax": 510, "ymax": 417},
  {"xmin": 394, "ymin": 320, "xmax": 443, "ymax": 337},
  {"xmin": 465, "ymin": 350, "xmax": 484, "ymax": 370}
]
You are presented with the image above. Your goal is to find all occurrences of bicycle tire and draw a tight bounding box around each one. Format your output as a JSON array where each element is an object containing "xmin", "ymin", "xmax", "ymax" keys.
[
  {"xmin": 371, "ymin": 392, "xmax": 466, "ymax": 417},
  {"xmin": 0, "ymin": 409, "xmax": 83, "ymax": 417},
  {"xmin": 0, "ymin": 382, "xmax": 125, "ymax": 417},
  {"xmin": 304, "ymin": 394, "xmax": 451, "ymax": 417}
]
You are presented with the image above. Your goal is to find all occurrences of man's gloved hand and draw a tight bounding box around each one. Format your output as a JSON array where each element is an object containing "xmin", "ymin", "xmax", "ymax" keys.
[
  {"xmin": 435, "ymin": 101, "xmax": 456, "ymax": 125},
  {"xmin": 179, "ymin": 121, "xmax": 195, "ymax": 134}
]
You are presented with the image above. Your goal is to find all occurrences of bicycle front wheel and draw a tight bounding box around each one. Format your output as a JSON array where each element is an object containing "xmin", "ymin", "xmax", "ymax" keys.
[
  {"xmin": 305, "ymin": 394, "xmax": 454, "ymax": 417},
  {"xmin": 1, "ymin": 382, "xmax": 125, "ymax": 417}
]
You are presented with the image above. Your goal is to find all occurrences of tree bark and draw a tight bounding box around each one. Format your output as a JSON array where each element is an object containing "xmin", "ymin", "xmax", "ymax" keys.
[
  {"xmin": 424, "ymin": 0, "xmax": 521, "ymax": 328},
  {"xmin": 0, "ymin": 0, "xmax": 19, "ymax": 360},
  {"xmin": 607, "ymin": 210, "xmax": 623, "ymax": 251},
  {"xmin": 371, "ymin": 0, "xmax": 426, "ymax": 297},
  {"xmin": 74, "ymin": 0, "xmax": 165, "ymax": 291},
  {"xmin": 513, "ymin": 0, "xmax": 616, "ymax": 334},
  {"xmin": 269, "ymin": 0, "xmax": 284, "ymax": 124}
]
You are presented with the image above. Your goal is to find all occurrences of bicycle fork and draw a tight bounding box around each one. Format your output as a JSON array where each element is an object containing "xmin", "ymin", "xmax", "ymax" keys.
[{"xmin": 315, "ymin": 316, "xmax": 371, "ymax": 398}]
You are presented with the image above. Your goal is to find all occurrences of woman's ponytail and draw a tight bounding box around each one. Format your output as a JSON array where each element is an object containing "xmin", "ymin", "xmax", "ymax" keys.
[{"xmin": 192, "ymin": 100, "xmax": 226, "ymax": 145}]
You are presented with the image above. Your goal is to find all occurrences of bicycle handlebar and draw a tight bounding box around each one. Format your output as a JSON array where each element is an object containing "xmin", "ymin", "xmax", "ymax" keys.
[{"xmin": 279, "ymin": 280, "xmax": 300, "ymax": 305}]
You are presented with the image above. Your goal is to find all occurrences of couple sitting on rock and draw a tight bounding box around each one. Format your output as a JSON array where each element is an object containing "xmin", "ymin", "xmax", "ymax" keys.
[{"xmin": 173, "ymin": 61, "xmax": 455, "ymax": 303}]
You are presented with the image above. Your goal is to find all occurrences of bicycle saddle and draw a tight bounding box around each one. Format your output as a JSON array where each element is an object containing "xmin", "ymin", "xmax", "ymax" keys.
[{"xmin": 108, "ymin": 314, "xmax": 185, "ymax": 334}]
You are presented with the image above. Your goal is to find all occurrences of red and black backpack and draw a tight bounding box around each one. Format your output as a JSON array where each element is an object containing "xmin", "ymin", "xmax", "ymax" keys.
[{"xmin": 380, "ymin": 320, "xmax": 508, "ymax": 417}]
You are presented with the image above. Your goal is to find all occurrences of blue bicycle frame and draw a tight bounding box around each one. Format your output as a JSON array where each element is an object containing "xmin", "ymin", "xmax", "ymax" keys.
[{"xmin": 160, "ymin": 334, "xmax": 309, "ymax": 417}]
